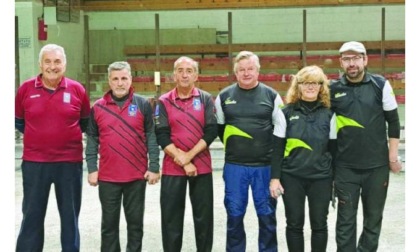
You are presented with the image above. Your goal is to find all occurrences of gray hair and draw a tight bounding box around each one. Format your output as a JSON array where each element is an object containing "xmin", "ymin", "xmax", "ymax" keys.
[
  {"xmin": 173, "ymin": 56, "xmax": 199, "ymax": 73},
  {"xmin": 233, "ymin": 51, "xmax": 260, "ymax": 73},
  {"xmin": 38, "ymin": 44, "xmax": 67, "ymax": 65},
  {"xmin": 108, "ymin": 61, "xmax": 132, "ymax": 77}
]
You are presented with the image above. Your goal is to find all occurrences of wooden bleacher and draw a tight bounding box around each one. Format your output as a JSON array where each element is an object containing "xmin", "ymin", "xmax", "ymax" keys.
[{"xmin": 88, "ymin": 41, "xmax": 405, "ymax": 104}]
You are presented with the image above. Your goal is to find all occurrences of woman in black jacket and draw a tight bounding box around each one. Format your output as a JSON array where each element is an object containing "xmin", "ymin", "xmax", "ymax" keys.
[{"xmin": 270, "ymin": 65, "xmax": 337, "ymax": 252}]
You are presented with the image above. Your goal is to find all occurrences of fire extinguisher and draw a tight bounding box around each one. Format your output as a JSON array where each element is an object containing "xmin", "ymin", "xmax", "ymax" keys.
[{"xmin": 38, "ymin": 18, "xmax": 48, "ymax": 41}]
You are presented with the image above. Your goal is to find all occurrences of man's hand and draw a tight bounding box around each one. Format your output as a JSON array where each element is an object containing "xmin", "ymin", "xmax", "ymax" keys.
[
  {"xmin": 183, "ymin": 163, "xmax": 197, "ymax": 177},
  {"xmin": 174, "ymin": 149, "xmax": 192, "ymax": 167},
  {"xmin": 88, "ymin": 171, "xmax": 98, "ymax": 187},
  {"xmin": 269, "ymin": 178, "xmax": 284, "ymax": 198},
  {"xmin": 145, "ymin": 171, "xmax": 160, "ymax": 185},
  {"xmin": 390, "ymin": 160, "xmax": 402, "ymax": 174}
]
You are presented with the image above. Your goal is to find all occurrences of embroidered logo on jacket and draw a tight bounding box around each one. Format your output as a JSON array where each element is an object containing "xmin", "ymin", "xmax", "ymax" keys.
[
  {"xmin": 193, "ymin": 97, "xmax": 201, "ymax": 111},
  {"xmin": 128, "ymin": 104, "xmax": 137, "ymax": 116},
  {"xmin": 154, "ymin": 104, "xmax": 160, "ymax": 125},
  {"xmin": 225, "ymin": 97, "xmax": 237, "ymax": 105},
  {"xmin": 334, "ymin": 92, "xmax": 347, "ymax": 98},
  {"xmin": 63, "ymin": 92, "xmax": 71, "ymax": 103},
  {"xmin": 289, "ymin": 115, "xmax": 299, "ymax": 121}
]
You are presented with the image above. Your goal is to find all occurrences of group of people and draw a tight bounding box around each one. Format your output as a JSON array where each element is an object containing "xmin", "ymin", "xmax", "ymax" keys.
[{"xmin": 15, "ymin": 41, "xmax": 401, "ymax": 252}]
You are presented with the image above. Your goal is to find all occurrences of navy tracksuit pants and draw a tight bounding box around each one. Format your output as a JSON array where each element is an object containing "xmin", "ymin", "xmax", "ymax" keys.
[
  {"xmin": 16, "ymin": 161, "xmax": 82, "ymax": 252},
  {"xmin": 223, "ymin": 163, "xmax": 278, "ymax": 252}
]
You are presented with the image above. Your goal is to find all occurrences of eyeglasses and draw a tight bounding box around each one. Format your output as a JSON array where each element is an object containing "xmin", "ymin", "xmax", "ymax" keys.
[
  {"xmin": 299, "ymin": 82, "xmax": 322, "ymax": 88},
  {"xmin": 341, "ymin": 55, "xmax": 364, "ymax": 64}
]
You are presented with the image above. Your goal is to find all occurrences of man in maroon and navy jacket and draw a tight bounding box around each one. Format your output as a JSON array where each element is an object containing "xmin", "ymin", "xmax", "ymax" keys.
[{"xmin": 155, "ymin": 56, "xmax": 218, "ymax": 252}]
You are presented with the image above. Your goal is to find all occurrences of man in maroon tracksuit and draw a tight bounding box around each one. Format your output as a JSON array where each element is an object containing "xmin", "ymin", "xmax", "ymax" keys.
[
  {"xmin": 155, "ymin": 56, "xmax": 218, "ymax": 252},
  {"xmin": 85, "ymin": 61, "xmax": 160, "ymax": 252},
  {"xmin": 15, "ymin": 44, "xmax": 90, "ymax": 252}
]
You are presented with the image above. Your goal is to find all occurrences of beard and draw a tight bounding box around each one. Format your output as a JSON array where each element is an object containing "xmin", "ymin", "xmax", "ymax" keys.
[{"xmin": 345, "ymin": 67, "xmax": 364, "ymax": 82}]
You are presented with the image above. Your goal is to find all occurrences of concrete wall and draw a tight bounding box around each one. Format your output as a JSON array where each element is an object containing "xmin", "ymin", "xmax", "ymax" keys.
[
  {"xmin": 89, "ymin": 28, "xmax": 217, "ymax": 64},
  {"xmin": 15, "ymin": 2, "xmax": 40, "ymax": 83},
  {"xmin": 15, "ymin": 1, "xmax": 85, "ymax": 83},
  {"xmin": 87, "ymin": 5, "xmax": 405, "ymax": 43}
]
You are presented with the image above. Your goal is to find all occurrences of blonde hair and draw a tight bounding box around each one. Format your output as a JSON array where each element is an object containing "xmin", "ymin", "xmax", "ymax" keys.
[{"xmin": 286, "ymin": 65, "xmax": 331, "ymax": 108}]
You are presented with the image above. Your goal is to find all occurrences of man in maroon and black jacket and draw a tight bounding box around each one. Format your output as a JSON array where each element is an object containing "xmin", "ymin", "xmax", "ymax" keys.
[
  {"xmin": 85, "ymin": 61, "xmax": 160, "ymax": 252},
  {"xmin": 155, "ymin": 56, "xmax": 218, "ymax": 252}
]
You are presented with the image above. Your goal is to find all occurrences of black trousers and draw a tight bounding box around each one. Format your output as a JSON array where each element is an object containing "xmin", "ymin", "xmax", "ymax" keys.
[
  {"xmin": 281, "ymin": 173, "xmax": 332, "ymax": 252},
  {"xmin": 334, "ymin": 166, "xmax": 389, "ymax": 252},
  {"xmin": 16, "ymin": 161, "xmax": 82, "ymax": 252},
  {"xmin": 98, "ymin": 180, "xmax": 147, "ymax": 252},
  {"xmin": 160, "ymin": 173, "xmax": 214, "ymax": 252}
]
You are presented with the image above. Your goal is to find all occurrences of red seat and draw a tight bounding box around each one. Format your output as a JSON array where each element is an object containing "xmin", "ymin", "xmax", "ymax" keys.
[
  {"xmin": 198, "ymin": 75, "xmax": 214, "ymax": 82},
  {"xmin": 132, "ymin": 76, "xmax": 153, "ymax": 82},
  {"xmin": 283, "ymin": 74, "xmax": 293, "ymax": 82},
  {"xmin": 394, "ymin": 72, "xmax": 405, "ymax": 80},
  {"xmin": 214, "ymin": 75, "xmax": 230, "ymax": 81},
  {"xmin": 387, "ymin": 54, "xmax": 405, "ymax": 59},
  {"xmin": 327, "ymin": 73, "xmax": 340, "ymax": 79},
  {"xmin": 152, "ymin": 76, "xmax": 167, "ymax": 83},
  {"xmin": 320, "ymin": 55, "xmax": 340, "ymax": 60},
  {"xmin": 367, "ymin": 54, "xmax": 382, "ymax": 59},
  {"xmin": 395, "ymin": 95, "xmax": 405, "ymax": 104},
  {"xmin": 306, "ymin": 55, "xmax": 322, "ymax": 60},
  {"xmin": 259, "ymin": 74, "xmax": 282, "ymax": 81}
]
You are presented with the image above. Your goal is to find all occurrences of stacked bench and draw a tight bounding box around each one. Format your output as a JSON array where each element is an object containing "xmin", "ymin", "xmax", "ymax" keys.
[{"xmin": 124, "ymin": 54, "xmax": 405, "ymax": 103}]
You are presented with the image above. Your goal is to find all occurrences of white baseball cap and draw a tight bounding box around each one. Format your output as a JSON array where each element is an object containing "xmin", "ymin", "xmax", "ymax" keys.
[{"xmin": 339, "ymin": 41, "xmax": 366, "ymax": 54}]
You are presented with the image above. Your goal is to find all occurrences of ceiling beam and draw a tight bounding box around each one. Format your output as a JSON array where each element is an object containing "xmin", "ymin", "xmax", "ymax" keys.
[{"xmin": 81, "ymin": 0, "xmax": 405, "ymax": 12}]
